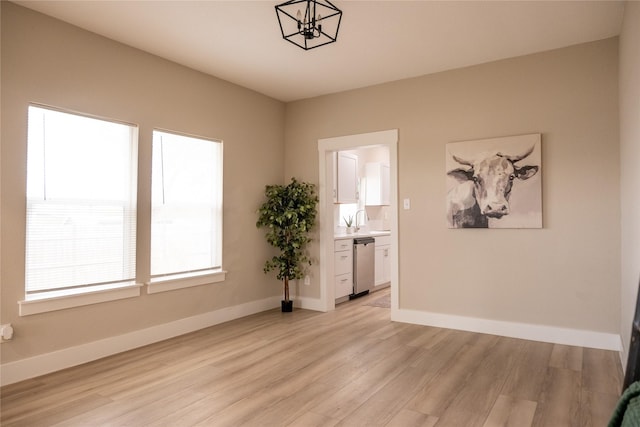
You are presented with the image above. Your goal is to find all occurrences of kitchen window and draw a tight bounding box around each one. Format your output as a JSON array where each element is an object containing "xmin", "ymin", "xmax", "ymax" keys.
[
  {"xmin": 20, "ymin": 105, "xmax": 140, "ymax": 315},
  {"xmin": 148, "ymin": 130, "xmax": 225, "ymax": 293}
]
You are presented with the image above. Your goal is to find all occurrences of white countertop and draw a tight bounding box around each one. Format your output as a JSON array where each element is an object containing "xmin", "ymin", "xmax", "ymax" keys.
[{"xmin": 334, "ymin": 230, "xmax": 390, "ymax": 240}]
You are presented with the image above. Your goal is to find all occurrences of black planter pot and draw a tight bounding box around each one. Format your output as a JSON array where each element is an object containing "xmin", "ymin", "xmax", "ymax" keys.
[{"xmin": 281, "ymin": 300, "xmax": 293, "ymax": 312}]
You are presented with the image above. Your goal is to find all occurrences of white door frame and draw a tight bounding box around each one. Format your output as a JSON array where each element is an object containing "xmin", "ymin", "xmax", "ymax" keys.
[{"xmin": 317, "ymin": 129, "xmax": 399, "ymax": 312}]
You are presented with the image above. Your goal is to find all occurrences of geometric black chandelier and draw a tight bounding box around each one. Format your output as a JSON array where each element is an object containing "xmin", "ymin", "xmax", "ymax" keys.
[{"xmin": 275, "ymin": 0, "xmax": 343, "ymax": 50}]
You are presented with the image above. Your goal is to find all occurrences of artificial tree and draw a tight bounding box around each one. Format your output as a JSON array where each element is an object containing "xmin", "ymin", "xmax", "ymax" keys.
[{"xmin": 256, "ymin": 178, "xmax": 318, "ymax": 312}]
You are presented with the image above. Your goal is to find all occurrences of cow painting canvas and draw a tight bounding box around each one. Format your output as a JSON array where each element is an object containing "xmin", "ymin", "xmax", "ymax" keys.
[{"xmin": 446, "ymin": 134, "xmax": 542, "ymax": 229}]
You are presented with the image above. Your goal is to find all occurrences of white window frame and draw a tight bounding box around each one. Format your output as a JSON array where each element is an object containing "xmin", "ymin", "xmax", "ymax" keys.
[
  {"xmin": 147, "ymin": 129, "xmax": 225, "ymax": 294},
  {"xmin": 19, "ymin": 104, "xmax": 141, "ymax": 316}
]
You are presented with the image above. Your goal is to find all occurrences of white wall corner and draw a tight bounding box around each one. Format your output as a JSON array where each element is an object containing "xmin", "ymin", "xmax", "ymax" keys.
[
  {"xmin": 621, "ymin": 346, "xmax": 628, "ymax": 375},
  {"xmin": 0, "ymin": 295, "xmax": 281, "ymax": 386}
]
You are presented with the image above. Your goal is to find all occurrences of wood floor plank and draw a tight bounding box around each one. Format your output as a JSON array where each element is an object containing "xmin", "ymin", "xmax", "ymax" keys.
[
  {"xmin": 2, "ymin": 393, "xmax": 112, "ymax": 427},
  {"xmin": 549, "ymin": 344, "xmax": 583, "ymax": 372},
  {"xmin": 578, "ymin": 389, "xmax": 620, "ymax": 427},
  {"xmin": 482, "ymin": 394, "xmax": 537, "ymax": 427},
  {"xmin": 385, "ymin": 408, "xmax": 438, "ymax": 427},
  {"xmin": 406, "ymin": 326, "xmax": 455, "ymax": 349},
  {"xmin": 195, "ymin": 388, "xmax": 285, "ymax": 426},
  {"xmin": 582, "ymin": 347, "xmax": 622, "ymax": 396},
  {"xmin": 242, "ymin": 379, "xmax": 337, "ymax": 426},
  {"xmin": 141, "ymin": 393, "xmax": 236, "ymax": 427},
  {"xmin": 0, "ymin": 360, "xmax": 159, "ymax": 424},
  {"xmin": 500, "ymin": 340, "xmax": 553, "ymax": 402},
  {"xmin": 101, "ymin": 387, "xmax": 209, "ymax": 426},
  {"xmin": 0, "ymin": 289, "xmax": 624, "ymax": 427},
  {"xmin": 336, "ymin": 365, "xmax": 433, "ymax": 426},
  {"xmin": 406, "ymin": 333, "xmax": 500, "ymax": 417},
  {"xmin": 433, "ymin": 337, "xmax": 524, "ymax": 427},
  {"xmin": 317, "ymin": 335, "xmax": 412, "ymax": 390},
  {"xmin": 311, "ymin": 343, "xmax": 421, "ymax": 420},
  {"xmin": 286, "ymin": 411, "xmax": 340, "ymax": 427},
  {"xmin": 267, "ymin": 335, "xmax": 378, "ymax": 398},
  {"xmin": 100, "ymin": 356, "xmax": 225, "ymax": 400},
  {"xmin": 531, "ymin": 367, "xmax": 582, "ymax": 427},
  {"xmin": 1, "ymin": 352, "xmax": 165, "ymax": 411},
  {"xmin": 408, "ymin": 329, "xmax": 469, "ymax": 371},
  {"xmin": 53, "ymin": 365, "xmax": 219, "ymax": 426}
]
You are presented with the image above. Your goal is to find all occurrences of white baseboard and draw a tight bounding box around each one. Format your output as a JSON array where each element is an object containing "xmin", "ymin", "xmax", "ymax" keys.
[
  {"xmin": 294, "ymin": 296, "xmax": 327, "ymax": 312},
  {"xmin": 0, "ymin": 295, "xmax": 281, "ymax": 386},
  {"xmin": 392, "ymin": 308, "xmax": 622, "ymax": 351},
  {"xmin": 2, "ymin": 298, "xmax": 621, "ymax": 387}
]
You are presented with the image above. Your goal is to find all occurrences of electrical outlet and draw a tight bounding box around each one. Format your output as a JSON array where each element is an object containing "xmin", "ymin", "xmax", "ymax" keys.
[
  {"xmin": 1, "ymin": 324, "xmax": 14, "ymax": 342},
  {"xmin": 304, "ymin": 275, "xmax": 311, "ymax": 286}
]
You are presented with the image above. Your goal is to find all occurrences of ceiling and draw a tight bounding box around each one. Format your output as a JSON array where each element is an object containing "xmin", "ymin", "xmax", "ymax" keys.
[{"xmin": 13, "ymin": 1, "xmax": 625, "ymax": 102}]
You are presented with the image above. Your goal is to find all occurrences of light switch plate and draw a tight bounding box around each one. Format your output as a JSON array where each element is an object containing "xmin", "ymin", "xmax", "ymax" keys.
[{"xmin": 403, "ymin": 198, "xmax": 411, "ymax": 210}]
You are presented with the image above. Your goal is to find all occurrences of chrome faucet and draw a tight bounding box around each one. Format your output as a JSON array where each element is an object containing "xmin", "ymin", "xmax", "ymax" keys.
[{"xmin": 354, "ymin": 210, "xmax": 367, "ymax": 232}]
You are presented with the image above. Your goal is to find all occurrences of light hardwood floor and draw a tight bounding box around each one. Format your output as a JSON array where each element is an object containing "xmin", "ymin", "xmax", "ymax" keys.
[{"xmin": 1, "ymin": 289, "xmax": 623, "ymax": 426}]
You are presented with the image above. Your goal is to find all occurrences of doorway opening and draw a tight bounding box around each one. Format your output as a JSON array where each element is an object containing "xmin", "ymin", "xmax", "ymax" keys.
[{"xmin": 317, "ymin": 129, "xmax": 399, "ymax": 313}]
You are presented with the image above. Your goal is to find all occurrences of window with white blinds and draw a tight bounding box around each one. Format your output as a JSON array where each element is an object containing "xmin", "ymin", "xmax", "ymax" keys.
[
  {"xmin": 150, "ymin": 130, "xmax": 223, "ymax": 278},
  {"xmin": 25, "ymin": 105, "xmax": 138, "ymax": 298}
]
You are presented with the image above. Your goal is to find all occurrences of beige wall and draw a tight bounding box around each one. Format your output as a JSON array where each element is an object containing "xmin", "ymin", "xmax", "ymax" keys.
[
  {"xmin": 620, "ymin": 1, "xmax": 640, "ymax": 367},
  {"xmin": 0, "ymin": 1, "xmax": 626, "ymax": 371},
  {"xmin": 1, "ymin": 3, "xmax": 285, "ymax": 364},
  {"xmin": 285, "ymin": 38, "xmax": 620, "ymax": 334}
]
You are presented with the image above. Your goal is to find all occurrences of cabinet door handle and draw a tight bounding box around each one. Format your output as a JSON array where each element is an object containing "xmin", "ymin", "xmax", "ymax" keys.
[
  {"xmin": 341, "ymin": 255, "xmax": 348, "ymax": 260},
  {"xmin": 340, "ymin": 278, "xmax": 348, "ymax": 283},
  {"xmin": 384, "ymin": 249, "xmax": 389, "ymax": 257}
]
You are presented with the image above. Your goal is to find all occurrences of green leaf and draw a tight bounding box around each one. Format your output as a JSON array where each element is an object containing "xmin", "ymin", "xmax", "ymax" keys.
[{"xmin": 256, "ymin": 178, "xmax": 318, "ymax": 286}]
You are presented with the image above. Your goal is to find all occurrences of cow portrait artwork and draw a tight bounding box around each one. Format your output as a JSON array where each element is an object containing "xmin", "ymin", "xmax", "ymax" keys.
[{"xmin": 446, "ymin": 134, "xmax": 542, "ymax": 229}]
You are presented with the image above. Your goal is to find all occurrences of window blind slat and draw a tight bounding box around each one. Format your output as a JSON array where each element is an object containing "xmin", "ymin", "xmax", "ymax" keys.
[{"xmin": 25, "ymin": 105, "xmax": 137, "ymax": 296}]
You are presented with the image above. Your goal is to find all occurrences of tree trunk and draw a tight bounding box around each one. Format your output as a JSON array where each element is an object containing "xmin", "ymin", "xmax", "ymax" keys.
[{"xmin": 284, "ymin": 276, "xmax": 290, "ymax": 302}]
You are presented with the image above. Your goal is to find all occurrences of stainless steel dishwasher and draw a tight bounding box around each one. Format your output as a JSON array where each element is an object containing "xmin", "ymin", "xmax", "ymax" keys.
[{"xmin": 351, "ymin": 236, "xmax": 375, "ymax": 298}]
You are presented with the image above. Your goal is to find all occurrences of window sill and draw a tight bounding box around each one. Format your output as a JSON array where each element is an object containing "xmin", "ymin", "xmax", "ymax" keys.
[
  {"xmin": 19, "ymin": 282, "xmax": 143, "ymax": 316},
  {"xmin": 146, "ymin": 269, "xmax": 226, "ymax": 294}
]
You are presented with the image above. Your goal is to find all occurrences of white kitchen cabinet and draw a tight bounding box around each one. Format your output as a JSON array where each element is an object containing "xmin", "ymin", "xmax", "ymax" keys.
[
  {"xmin": 335, "ymin": 273, "xmax": 352, "ymax": 299},
  {"xmin": 335, "ymin": 152, "xmax": 358, "ymax": 204},
  {"xmin": 374, "ymin": 235, "xmax": 391, "ymax": 286},
  {"xmin": 334, "ymin": 239, "xmax": 353, "ymax": 299},
  {"xmin": 365, "ymin": 162, "xmax": 390, "ymax": 206}
]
